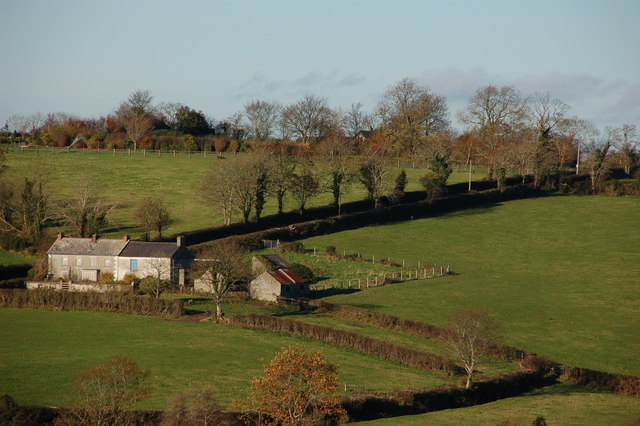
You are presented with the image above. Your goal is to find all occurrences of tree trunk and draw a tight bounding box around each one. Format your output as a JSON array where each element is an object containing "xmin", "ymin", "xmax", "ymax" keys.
[
  {"xmin": 215, "ymin": 302, "xmax": 223, "ymax": 323},
  {"xmin": 465, "ymin": 373, "xmax": 472, "ymax": 389}
]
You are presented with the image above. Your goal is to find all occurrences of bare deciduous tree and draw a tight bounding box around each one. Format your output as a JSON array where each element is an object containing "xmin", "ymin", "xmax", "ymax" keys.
[
  {"xmin": 378, "ymin": 78, "xmax": 449, "ymax": 155},
  {"xmin": 193, "ymin": 242, "xmax": 249, "ymax": 322},
  {"xmin": 56, "ymin": 182, "xmax": 114, "ymax": 238},
  {"xmin": 116, "ymin": 90, "xmax": 155, "ymax": 150},
  {"xmin": 618, "ymin": 124, "xmax": 638, "ymax": 176},
  {"xmin": 133, "ymin": 197, "xmax": 172, "ymax": 240},
  {"xmin": 57, "ymin": 356, "xmax": 149, "ymax": 426},
  {"xmin": 121, "ymin": 113, "xmax": 154, "ymax": 151},
  {"xmin": 200, "ymin": 161, "xmax": 238, "ymax": 226},
  {"xmin": 139, "ymin": 254, "xmax": 173, "ymax": 298},
  {"xmin": 161, "ymin": 386, "xmax": 223, "ymax": 426},
  {"xmin": 281, "ymin": 95, "xmax": 332, "ymax": 143},
  {"xmin": 529, "ymin": 92, "xmax": 570, "ymax": 186},
  {"xmin": 261, "ymin": 143, "xmax": 298, "ymax": 215},
  {"xmin": 316, "ymin": 136, "xmax": 355, "ymax": 213},
  {"xmin": 245, "ymin": 100, "xmax": 282, "ymax": 140},
  {"xmin": 0, "ymin": 166, "xmax": 51, "ymax": 243},
  {"xmin": 448, "ymin": 308, "xmax": 500, "ymax": 389},
  {"xmin": 290, "ymin": 163, "xmax": 320, "ymax": 214},
  {"xmin": 583, "ymin": 128, "xmax": 615, "ymax": 191},
  {"xmin": 459, "ymin": 85, "xmax": 528, "ymax": 186},
  {"xmin": 343, "ymin": 102, "xmax": 372, "ymax": 138},
  {"xmin": 359, "ymin": 146, "xmax": 392, "ymax": 208}
]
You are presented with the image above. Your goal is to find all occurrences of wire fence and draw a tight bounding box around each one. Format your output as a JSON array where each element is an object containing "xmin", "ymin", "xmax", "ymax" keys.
[{"xmin": 8, "ymin": 145, "xmax": 245, "ymax": 159}]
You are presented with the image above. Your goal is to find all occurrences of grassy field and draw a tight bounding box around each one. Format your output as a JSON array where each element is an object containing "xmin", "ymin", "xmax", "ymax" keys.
[
  {"xmin": 0, "ymin": 249, "xmax": 33, "ymax": 266},
  {"xmin": 300, "ymin": 196, "xmax": 640, "ymax": 375},
  {"xmin": 360, "ymin": 384, "xmax": 640, "ymax": 425},
  {"xmin": 0, "ymin": 308, "xmax": 456, "ymax": 410},
  {"xmin": 3, "ymin": 150, "xmax": 482, "ymax": 239}
]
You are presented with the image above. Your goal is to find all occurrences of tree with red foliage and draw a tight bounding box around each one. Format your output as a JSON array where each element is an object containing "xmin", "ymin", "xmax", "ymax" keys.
[{"xmin": 240, "ymin": 345, "xmax": 347, "ymax": 425}]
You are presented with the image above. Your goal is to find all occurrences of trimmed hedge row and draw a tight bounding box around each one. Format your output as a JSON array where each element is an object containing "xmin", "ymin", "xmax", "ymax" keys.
[
  {"xmin": 317, "ymin": 301, "xmax": 640, "ymax": 397},
  {"xmin": 0, "ymin": 289, "xmax": 184, "ymax": 318},
  {"xmin": 230, "ymin": 313, "xmax": 461, "ymax": 374},
  {"xmin": 313, "ymin": 301, "xmax": 546, "ymax": 367},
  {"xmin": 562, "ymin": 366, "xmax": 640, "ymax": 396},
  {"xmin": 341, "ymin": 369, "xmax": 557, "ymax": 421},
  {"xmin": 194, "ymin": 185, "xmax": 548, "ymax": 253}
]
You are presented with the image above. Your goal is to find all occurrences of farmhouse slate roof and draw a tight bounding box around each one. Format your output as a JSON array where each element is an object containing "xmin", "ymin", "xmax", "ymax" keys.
[
  {"xmin": 118, "ymin": 241, "xmax": 190, "ymax": 258},
  {"xmin": 47, "ymin": 238, "xmax": 128, "ymax": 256},
  {"xmin": 267, "ymin": 269, "xmax": 305, "ymax": 285},
  {"xmin": 260, "ymin": 254, "xmax": 290, "ymax": 268}
]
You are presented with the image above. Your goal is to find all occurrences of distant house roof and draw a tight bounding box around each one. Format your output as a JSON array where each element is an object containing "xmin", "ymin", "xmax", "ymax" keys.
[
  {"xmin": 267, "ymin": 269, "xmax": 305, "ymax": 285},
  {"xmin": 118, "ymin": 241, "xmax": 190, "ymax": 258},
  {"xmin": 259, "ymin": 254, "xmax": 290, "ymax": 268},
  {"xmin": 47, "ymin": 238, "xmax": 128, "ymax": 256}
]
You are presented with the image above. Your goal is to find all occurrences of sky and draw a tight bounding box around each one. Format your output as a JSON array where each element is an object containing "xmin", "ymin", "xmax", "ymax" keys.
[{"xmin": 1, "ymin": 0, "xmax": 639, "ymax": 131}]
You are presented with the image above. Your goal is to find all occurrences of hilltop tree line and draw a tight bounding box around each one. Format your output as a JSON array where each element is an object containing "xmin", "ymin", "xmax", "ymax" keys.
[
  {"xmin": 1, "ymin": 79, "xmax": 637, "ymax": 249},
  {"xmin": 3, "ymin": 80, "xmax": 637, "ymax": 182}
]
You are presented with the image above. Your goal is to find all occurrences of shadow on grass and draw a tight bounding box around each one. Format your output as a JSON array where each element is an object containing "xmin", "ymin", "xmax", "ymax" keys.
[{"xmin": 308, "ymin": 288, "xmax": 361, "ymax": 299}]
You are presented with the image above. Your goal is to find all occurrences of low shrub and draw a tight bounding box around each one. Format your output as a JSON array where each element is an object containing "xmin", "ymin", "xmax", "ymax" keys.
[
  {"xmin": 278, "ymin": 241, "xmax": 305, "ymax": 253},
  {"xmin": 288, "ymin": 263, "xmax": 316, "ymax": 283},
  {"xmin": 98, "ymin": 272, "xmax": 115, "ymax": 284},
  {"xmin": 122, "ymin": 273, "xmax": 140, "ymax": 286},
  {"xmin": 326, "ymin": 245, "xmax": 337, "ymax": 256}
]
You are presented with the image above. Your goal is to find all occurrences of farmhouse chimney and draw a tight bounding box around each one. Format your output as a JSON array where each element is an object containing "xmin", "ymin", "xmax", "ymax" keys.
[
  {"xmin": 91, "ymin": 234, "xmax": 98, "ymax": 243},
  {"xmin": 177, "ymin": 236, "xmax": 184, "ymax": 247},
  {"xmin": 57, "ymin": 232, "xmax": 64, "ymax": 240},
  {"xmin": 123, "ymin": 234, "xmax": 130, "ymax": 242}
]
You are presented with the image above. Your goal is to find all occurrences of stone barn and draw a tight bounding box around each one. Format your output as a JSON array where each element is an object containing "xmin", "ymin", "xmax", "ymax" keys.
[{"xmin": 249, "ymin": 269, "xmax": 308, "ymax": 302}]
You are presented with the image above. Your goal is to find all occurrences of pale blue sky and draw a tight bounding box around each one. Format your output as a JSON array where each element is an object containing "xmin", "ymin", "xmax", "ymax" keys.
[{"xmin": 1, "ymin": 0, "xmax": 638, "ymax": 130}]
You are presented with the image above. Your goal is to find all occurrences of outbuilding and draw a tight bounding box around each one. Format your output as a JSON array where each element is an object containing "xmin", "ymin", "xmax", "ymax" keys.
[{"xmin": 249, "ymin": 269, "xmax": 308, "ymax": 302}]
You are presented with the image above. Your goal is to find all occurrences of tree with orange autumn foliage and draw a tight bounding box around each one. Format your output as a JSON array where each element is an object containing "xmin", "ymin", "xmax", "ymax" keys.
[{"xmin": 240, "ymin": 345, "xmax": 347, "ymax": 425}]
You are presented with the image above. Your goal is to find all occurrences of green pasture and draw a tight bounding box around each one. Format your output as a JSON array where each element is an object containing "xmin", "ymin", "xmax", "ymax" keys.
[
  {"xmin": 0, "ymin": 308, "xmax": 456, "ymax": 409},
  {"xmin": 3, "ymin": 150, "xmax": 481, "ymax": 239},
  {"xmin": 360, "ymin": 384, "xmax": 640, "ymax": 425},
  {"xmin": 0, "ymin": 249, "xmax": 33, "ymax": 266},
  {"xmin": 301, "ymin": 196, "xmax": 640, "ymax": 375}
]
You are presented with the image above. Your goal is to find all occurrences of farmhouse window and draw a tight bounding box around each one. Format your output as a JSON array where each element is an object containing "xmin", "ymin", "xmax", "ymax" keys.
[
  {"xmin": 90, "ymin": 257, "xmax": 97, "ymax": 267},
  {"xmin": 105, "ymin": 258, "xmax": 111, "ymax": 267},
  {"xmin": 61, "ymin": 256, "xmax": 68, "ymax": 266},
  {"xmin": 76, "ymin": 257, "xmax": 82, "ymax": 266},
  {"xmin": 130, "ymin": 259, "xmax": 138, "ymax": 271}
]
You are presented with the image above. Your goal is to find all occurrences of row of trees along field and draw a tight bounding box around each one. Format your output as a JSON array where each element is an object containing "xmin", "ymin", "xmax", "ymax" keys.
[
  {"xmin": 1, "ymin": 79, "xmax": 637, "ymax": 251},
  {"xmin": 3, "ymin": 79, "xmax": 638, "ymax": 182}
]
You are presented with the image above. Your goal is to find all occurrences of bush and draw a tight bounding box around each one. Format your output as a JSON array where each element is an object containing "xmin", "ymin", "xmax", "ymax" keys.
[
  {"xmin": 122, "ymin": 273, "xmax": 139, "ymax": 286},
  {"xmin": 138, "ymin": 276, "xmax": 174, "ymax": 297},
  {"xmin": 288, "ymin": 263, "xmax": 316, "ymax": 282},
  {"xmin": 98, "ymin": 272, "xmax": 115, "ymax": 284},
  {"xmin": 325, "ymin": 245, "xmax": 337, "ymax": 256},
  {"xmin": 278, "ymin": 241, "xmax": 305, "ymax": 253}
]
